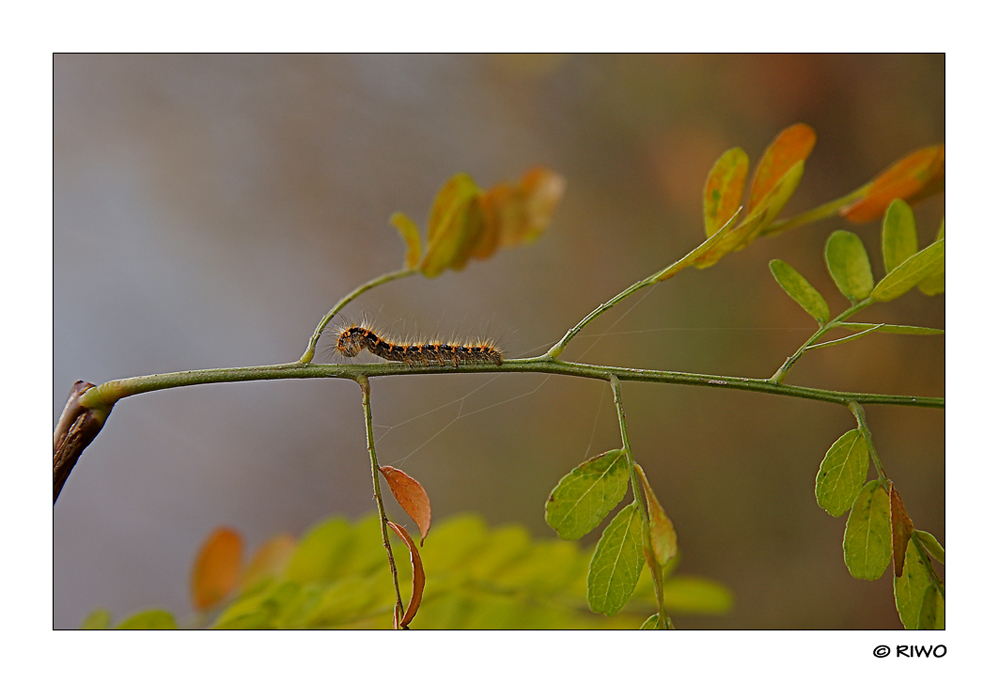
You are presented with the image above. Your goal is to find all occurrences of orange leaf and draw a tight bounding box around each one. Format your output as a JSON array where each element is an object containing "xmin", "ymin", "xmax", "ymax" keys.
[
  {"xmin": 387, "ymin": 521, "xmax": 426, "ymax": 629},
  {"xmin": 840, "ymin": 146, "xmax": 944, "ymax": 223},
  {"xmin": 703, "ymin": 147, "xmax": 749, "ymax": 237},
  {"xmin": 889, "ymin": 482, "xmax": 915, "ymax": 578},
  {"xmin": 482, "ymin": 166, "xmax": 566, "ymax": 251},
  {"xmin": 241, "ymin": 533, "xmax": 296, "ymax": 591},
  {"xmin": 379, "ymin": 466, "xmax": 432, "ymax": 544},
  {"xmin": 748, "ymin": 123, "xmax": 816, "ymax": 213},
  {"xmin": 190, "ymin": 527, "xmax": 243, "ymax": 611}
]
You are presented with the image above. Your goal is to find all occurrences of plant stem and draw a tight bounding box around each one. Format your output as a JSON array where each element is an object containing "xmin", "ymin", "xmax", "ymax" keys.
[
  {"xmin": 769, "ymin": 299, "xmax": 873, "ymax": 384},
  {"xmin": 78, "ymin": 356, "xmax": 944, "ymax": 413},
  {"xmin": 357, "ymin": 375, "xmax": 406, "ymax": 628},
  {"xmin": 610, "ymin": 375, "xmax": 671, "ymax": 629},
  {"xmin": 848, "ymin": 401, "xmax": 886, "ymax": 479},
  {"xmin": 761, "ymin": 184, "xmax": 870, "ymax": 237},
  {"xmin": 544, "ymin": 216, "xmax": 737, "ymax": 360},
  {"xmin": 299, "ymin": 267, "xmax": 416, "ymax": 364}
]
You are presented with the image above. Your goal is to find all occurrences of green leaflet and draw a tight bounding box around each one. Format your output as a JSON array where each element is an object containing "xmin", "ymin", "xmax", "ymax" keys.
[
  {"xmin": 918, "ymin": 221, "xmax": 945, "ymax": 296},
  {"xmin": 894, "ymin": 537, "xmax": 943, "ymax": 629},
  {"xmin": 769, "ymin": 259, "xmax": 830, "ymax": 324},
  {"xmin": 816, "ymin": 430, "xmax": 869, "ymax": 517},
  {"xmin": 917, "ymin": 585, "xmax": 945, "ymax": 629},
  {"xmin": 587, "ymin": 502, "xmax": 646, "ymax": 616},
  {"xmin": 913, "ymin": 529, "xmax": 945, "ymax": 564},
  {"xmin": 835, "ymin": 322, "xmax": 943, "ymax": 336},
  {"xmin": 825, "ymin": 230, "xmax": 874, "ymax": 302},
  {"xmin": 545, "ymin": 449, "xmax": 630, "ymax": 540},
  {"xmin": 881, "ymin": 199, "xmax": 918, "ymax": 274},
  {"xmin": 843, "ymin": 480, "xmax": 891, "ymax": 580},
  {"xmin": 871, "ymin": 239, "xmax": 945, "ymax": 302}
]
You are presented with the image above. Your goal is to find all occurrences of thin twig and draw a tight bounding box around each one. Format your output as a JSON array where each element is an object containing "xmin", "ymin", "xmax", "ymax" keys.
[{"xmin": 357, "ymin": 375, "xmax": 406, "ymax": 627}]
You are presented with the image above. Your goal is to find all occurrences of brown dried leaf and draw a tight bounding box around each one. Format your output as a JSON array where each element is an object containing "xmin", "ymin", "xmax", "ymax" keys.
[
  {"xmin": 387, "ymin": 521, "xmax": 426, "ymax": 629},
  {"xmin": 191, "ymin": 527, "xmax": 243, "ymax": 611},
  {"xmin": 890, "ymin": 482, "xmax": 915, "ymax": 578},
  {"xmin": 379, "ymin": 466, "xmax": 432, "ymax": 543},
  {"xmin": 633, "ymin": 463, "xmax": 678, "ymax": 566}
]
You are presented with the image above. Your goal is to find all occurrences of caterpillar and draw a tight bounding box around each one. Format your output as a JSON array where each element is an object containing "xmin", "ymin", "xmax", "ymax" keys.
[{"xmin": 334, "ymin": 323, "xmax": 503, "ymax": 367}]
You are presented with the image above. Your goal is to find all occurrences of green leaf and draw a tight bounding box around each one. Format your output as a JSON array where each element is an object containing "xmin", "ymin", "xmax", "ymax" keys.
[
  {"xmin": 917, "ymin": 585, "xmax": 945, "ymax": 629},
  {"xmin": 918, "ymin": 221, "xmax": 945, "ymax": 296},
  {"xmin": 80, "ymin": 609, "xmax": 111, "ymax": 629},
  {"xmin": 390, "ymin": 212, "xmax": 423, "ymax": 269},
  {"xmin": 835, "ymin": 322, "xmax": 943, "ymax": 336},
  {"xmin": 661, "ymin": 576, "xmax": 734, "ymax": 614},
  {"xmin": 871, "ymin": 239, "xmax": 945, "ymax": 302},
  {"xmin": 545, "ymin": 449, "xmax": 630, "ymax": 540},
  {"xmin": 881, "ymin": 199, "xmax": 918, "ymax": 274},
  {"xmin": 843, "ymin": 480, "xmax": 891, "ymax": 580},
  {"xmin": 894, "ymin": 537, "xmax": 939, "ymax": 629},
  {"xmin": 703, "ymin": 147, "xmax": 749, "ymax": 237},
  {"xmin": 825, "ymin": 230, "xmax": 874, "ymax": 302},
  {"xmin": 284, "ymin": 517, "xmax": 353, "ymax": 584},
  {"xmin": 913, "ymin": 530, "xmax": 945, "ymax": 564},
  {"xmin": 769, "ymin": 259, "xmax": 830, "ymax": 324},
  {"xmin": 115, "ymin": 608, "xmax": 177, "ymax": 629},
  {"xmin": 587, "ymin": 502, "xmax": 645, "ymax": 616},
  {"xmin": 815, "ymin": 430, "xmax": 869, "ymax": 517}
]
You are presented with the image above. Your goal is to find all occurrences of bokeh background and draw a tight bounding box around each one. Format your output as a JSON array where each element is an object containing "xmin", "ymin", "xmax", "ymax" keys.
[{"xmin": 54, "ymin": 54, "xmax": 944, "ymax": 629}]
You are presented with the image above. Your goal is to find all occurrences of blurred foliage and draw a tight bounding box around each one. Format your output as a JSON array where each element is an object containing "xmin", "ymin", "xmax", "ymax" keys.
[{"xmin": 86, "ymin": 512, "xmax": 732, "ymax": 629}]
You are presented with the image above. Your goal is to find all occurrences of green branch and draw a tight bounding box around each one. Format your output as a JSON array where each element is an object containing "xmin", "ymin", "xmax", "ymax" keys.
[
  {"xmin": 299, "ymin": 267, "xmax": 416, "ymax": 364},
  {"xmin": 357, "ymin": 376, "xmax": 406, "ymax": 627},
  {"xmin": 79, "ymin": 356, "xmax": 944, "ymax": 415}
]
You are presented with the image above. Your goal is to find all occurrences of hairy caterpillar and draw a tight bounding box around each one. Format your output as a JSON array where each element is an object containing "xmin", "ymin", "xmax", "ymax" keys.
[{"xmin": 334, "ymin": 323, "xmax": 503, "ymax": 367}]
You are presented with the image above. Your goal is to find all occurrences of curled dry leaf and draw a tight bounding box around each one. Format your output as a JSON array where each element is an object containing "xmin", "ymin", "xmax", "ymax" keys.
[
  {"xmin": 889, "ymin": 482, "xmax": 914, "ymax": 578},
  {"xmin": 379, "ymin": 465, "xmax": 432, "ymax": 543},
  {"xmin": 633, "ymin": 463, "xmax": 678, "ymax": 567},
  {"xmin": 387, "ymin": 521, "xmax": 426, "ymax": 629},
  {"xmin": 191, "ymin": 527, "xmax": 243, "ymax": 611}
]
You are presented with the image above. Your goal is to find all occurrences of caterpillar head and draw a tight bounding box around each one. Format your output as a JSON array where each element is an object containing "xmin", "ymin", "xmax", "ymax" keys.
[{"xmin": 336, "ymin": 327, "xmax": 368, "ymax": 358}]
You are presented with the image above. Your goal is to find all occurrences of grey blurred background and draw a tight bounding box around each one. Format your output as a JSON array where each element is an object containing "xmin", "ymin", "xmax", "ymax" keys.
[{"xmin": 54, "ymin": 54, "xmax": 944, "ymax": 629}]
